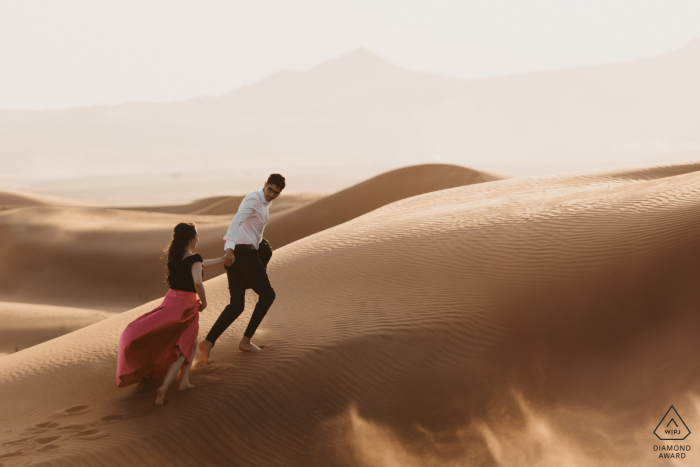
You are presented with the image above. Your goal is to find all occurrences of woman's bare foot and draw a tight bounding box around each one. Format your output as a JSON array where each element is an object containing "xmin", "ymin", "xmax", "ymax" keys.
[
  {"xmin": 238, "ymin": 341, "xmax": 261, "ymax": 352},
  {"xmin": 198, "ymin": 340, "xmax": 214, "ymax": 365},
  {"xmin": 155, "ymin": 387, "xmax": 166, "ymax": 406},
  {"xmin": 178, "ymin": 381, "xmax": 195, "ymax": 392}
]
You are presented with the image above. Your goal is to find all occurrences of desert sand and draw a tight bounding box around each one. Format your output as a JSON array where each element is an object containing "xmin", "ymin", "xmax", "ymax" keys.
[
  {"xmin": 0, "ymin": 302, "xmax": 109, "ymax": 355},
  {"xmin": 120, "ymin": 191, "xmax": 324, "ymax": 216},
  {"xmin": 263, "ymin": 163, "xmax": 502, "ymax": 248},
  {"xmin": 0, "ymin": 164, "xmax": 495, "ymax": 312},
  {"xmin": 0, "ymin": 190, "xmax": 95, "ymax": 210},
  {"xmin": 1, "ymin": 161, "xmax": 699, "ymax": 466}
]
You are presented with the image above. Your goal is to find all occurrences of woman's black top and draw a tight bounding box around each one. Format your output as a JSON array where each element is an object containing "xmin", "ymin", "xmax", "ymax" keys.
[{"xmin": 167, "ymin": 254, "xmax": 203, "ymax": 293}]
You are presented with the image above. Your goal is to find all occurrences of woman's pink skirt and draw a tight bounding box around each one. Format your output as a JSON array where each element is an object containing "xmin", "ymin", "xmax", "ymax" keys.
[{"xmin": 116, "ymin": 289, "xmax": 200, "ymax": 387}]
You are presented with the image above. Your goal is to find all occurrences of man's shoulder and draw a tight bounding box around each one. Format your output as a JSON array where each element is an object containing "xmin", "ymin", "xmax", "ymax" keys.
[{"xmin": 243, "ymin": 190, "xmax": 264, "ymax": 203}]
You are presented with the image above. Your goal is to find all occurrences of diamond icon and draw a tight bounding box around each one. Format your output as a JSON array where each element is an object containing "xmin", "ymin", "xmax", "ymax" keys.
[{"xmin": 654, "ymin": 406, "xmax": 691, "ymax": 441}]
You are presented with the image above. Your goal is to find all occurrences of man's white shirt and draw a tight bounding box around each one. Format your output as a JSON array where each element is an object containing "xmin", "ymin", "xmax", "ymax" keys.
[{"xmin": 223, "ymin": 189, "xmax": 271, "ymax": 251}]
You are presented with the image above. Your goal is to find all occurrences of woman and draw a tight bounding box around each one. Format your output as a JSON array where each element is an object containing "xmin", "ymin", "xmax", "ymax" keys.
[{"xmin": 116, "ymin": 222, "xmax": 224, "ymax": 406}]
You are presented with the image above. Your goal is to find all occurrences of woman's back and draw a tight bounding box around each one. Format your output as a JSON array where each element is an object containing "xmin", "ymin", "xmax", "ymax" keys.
[{"xmin": 167, "ymin": 254, "xmax": 203, "ymax": 292}]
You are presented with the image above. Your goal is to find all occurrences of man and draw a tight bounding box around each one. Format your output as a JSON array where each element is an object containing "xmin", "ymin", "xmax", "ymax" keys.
[{"xmin": 199, "ymin": 173, "xmax": 284, "ymax": 363}]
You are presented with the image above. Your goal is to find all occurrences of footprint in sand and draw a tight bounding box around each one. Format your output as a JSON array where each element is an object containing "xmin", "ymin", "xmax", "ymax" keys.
[
  {"xmin": 98, "ymin": 414, "xmax": 125, "ymax": 422},
  {"xmin": 56, "ymin": 425, "xmax": 86, "ymax": 431},
  {"xmin": 1, "ymin": 429, "xmax": 63, "ymax": 458},
  {"xmin": 35, "ymin": 436, "xmax": 60, "ymax": 444},
  {"xmin": 34, "ymin": 422, "xmax": 60, "ymax": 429},
  {"xmin": 81, "ymin": 414, "xmax": 126, "ymax": 428},
  {"xmin": 1, "ymin": 437, "xmax": 32, "ymax": 446},
  {"xmin": 18, "ymin": 422, "xmax": 60, "ymax": 436},
  {"xmin": 72, "ymin": 428, "xmax": 108, "ymax": 440},
  {"xmin": 0, "ymin": 448, "xmax": 26, "ymax": 459},
  {"xmin": 61, "ymin": 405, "xmax": 92, "ymax": 415},
  {"xmin": 48, "ymin": 405, "xmax": 93, "ymax": 418}
]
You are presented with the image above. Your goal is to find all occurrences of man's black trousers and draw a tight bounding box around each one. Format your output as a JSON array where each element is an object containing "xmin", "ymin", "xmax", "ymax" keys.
[{"xmin": 205, "ymin": 241, "xmax": 275, "ymax": 344}]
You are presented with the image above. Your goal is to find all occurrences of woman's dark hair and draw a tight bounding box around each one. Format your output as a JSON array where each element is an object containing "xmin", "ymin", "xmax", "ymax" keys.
[
  {"xmin": 267, "ymin": 173, "xmax": 286, "ymax": 190},
  {"xmin": 164, "ymin": 222, "xmax": 197, "ymax": 286}
]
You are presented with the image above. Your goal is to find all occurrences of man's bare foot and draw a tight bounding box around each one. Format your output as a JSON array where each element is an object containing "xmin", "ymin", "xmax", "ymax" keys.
[
  {"xmin": 238, "ymin": 341, "xmax": 262, "ymax": 352},
  {"xmin": 178, "ymin": 381, "xmax": 195, "ymax": 392},
  {"xmin": 198, "ymin": 340, "xmax": 214, "ymax": 365},
  {"xmin": 155, "ymin": 387, "xmax": 166, "ymax": 406}
]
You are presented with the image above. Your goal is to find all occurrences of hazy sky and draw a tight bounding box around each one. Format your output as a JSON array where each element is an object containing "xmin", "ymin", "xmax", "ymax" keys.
[{"xmin": 1, "ymin": 0, "xmax": 699, "ymax": 110}]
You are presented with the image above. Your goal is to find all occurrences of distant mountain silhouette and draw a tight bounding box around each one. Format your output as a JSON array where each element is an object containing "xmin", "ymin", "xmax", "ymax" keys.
[
  {"xmin": 229, "ymin": 48, "xmax": 454, "ymax": 105},
  {"xmin": 1, "ymin": 39, "xmax": 699, "ymax": 181}
]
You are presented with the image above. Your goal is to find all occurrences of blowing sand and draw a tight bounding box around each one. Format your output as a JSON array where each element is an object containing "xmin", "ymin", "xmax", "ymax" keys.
[{"xmin": 1, "ymin": 161, "xmax": 698, "ymax": 466}]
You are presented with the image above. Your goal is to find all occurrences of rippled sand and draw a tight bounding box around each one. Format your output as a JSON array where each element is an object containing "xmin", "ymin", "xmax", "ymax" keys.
[{"xmin": 1, "ymin": 162, "xmax": 698, "ymax": 466}]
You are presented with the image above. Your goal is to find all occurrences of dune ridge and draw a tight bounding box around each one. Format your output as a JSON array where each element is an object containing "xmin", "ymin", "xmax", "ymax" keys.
[
  {"xmin": 0, "ymin": 190, "xmax": 95, "ymax": 210},
  {"xmin": 263, "ymin": 163, "xmax": 502, "ymax": 247},
  {"xmin": 0, "ymin": 164, "xmax": 496, "ymax": 312},
  {"xmin": 1, "ymin": 162, "xmax": 700, "ymax": 465},
  {"xmin": 121, "ymin": 191, "xmax": 325, "ymax": 216}
]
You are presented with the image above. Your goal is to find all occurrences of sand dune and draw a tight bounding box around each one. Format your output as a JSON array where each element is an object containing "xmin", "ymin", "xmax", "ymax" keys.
[
  {"xmin": 264, "ymin": 163, "xmax": 503, "ymax": 248},
  {"xmin": 0, "ymin": 206, "xmax": 235, "ymax": 311},
  {"xmin": 0, "ymin": 190, "xmax": 94, "ymax": 210},
  {"xmin": 122, "ymin": 191, "xmax": 325, "ymax": 216},
  {"xmin": 0, "ymin": 164, "xmax": 495, "ymax": 312},
  {"xmin": 0, "ymin": 302, "xmax": 109, "ymax": 355},
  {"xmin": 1, "ymin": 161, "xmax": 699, "ymax": 465}
]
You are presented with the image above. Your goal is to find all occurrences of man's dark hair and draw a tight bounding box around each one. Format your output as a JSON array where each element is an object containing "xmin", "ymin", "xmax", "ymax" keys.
[{"xmin": 267, "ymin": 173, "xmax": 286, "ymax": 190}]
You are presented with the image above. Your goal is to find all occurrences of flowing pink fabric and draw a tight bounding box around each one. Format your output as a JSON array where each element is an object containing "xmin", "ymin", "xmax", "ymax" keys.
[{"xmin": 116, "ymin": 289, "xmax": 200, "ymax": 387}]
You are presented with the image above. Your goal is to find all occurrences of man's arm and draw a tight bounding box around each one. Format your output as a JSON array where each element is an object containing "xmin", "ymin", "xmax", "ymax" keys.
[{"xmin": 223, "ymin": 194, "xmax": 258, "ymax": 251}]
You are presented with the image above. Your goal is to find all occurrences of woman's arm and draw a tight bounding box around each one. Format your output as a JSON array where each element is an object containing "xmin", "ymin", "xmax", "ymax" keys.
[
  {"xmin": 191, "ymin": 261, "xmax": 207, "ymax": 311},
  {"xmin": 202, "ymin": 256, "xmax": 225, "ymax": 269}
]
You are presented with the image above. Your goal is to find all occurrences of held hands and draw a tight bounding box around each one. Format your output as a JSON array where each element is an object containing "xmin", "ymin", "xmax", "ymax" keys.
[
  {"xmin": 223, "ymin": 249, "xmax": 235, "ymax": 266},
  {"xmin": 197, "ymin": 299, "xmax": 207, "ymax": 312}
]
